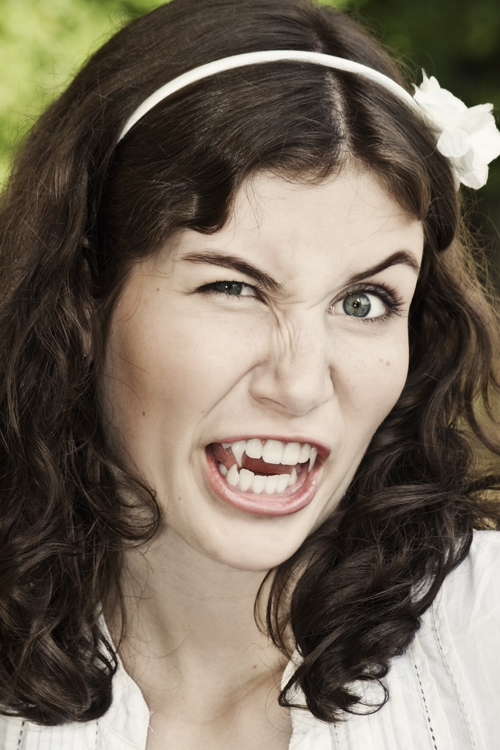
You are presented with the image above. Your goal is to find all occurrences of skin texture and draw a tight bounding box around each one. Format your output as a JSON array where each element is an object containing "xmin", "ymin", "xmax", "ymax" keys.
[{"xmin": 100, "ymin": 168, "xmax": 424, "ymax": 749}]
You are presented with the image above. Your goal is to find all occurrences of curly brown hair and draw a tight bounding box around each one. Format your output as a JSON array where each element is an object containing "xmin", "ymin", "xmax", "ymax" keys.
[{"xmin": 0, "ymin": 0, "xmax": 499, "ymax": 727}]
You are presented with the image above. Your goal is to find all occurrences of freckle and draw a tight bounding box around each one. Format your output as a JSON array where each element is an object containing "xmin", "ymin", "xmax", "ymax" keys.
[
  {"xmin": 253, "ymin": 665, "xmax": 257, "ymax": 670},
  {"xmin": 156, "ymin": 288, "xmax": 159, "ymax": 292},
  {"xmin": 386, "ymin": 361, "xmax": 391, "ymax": 366}
]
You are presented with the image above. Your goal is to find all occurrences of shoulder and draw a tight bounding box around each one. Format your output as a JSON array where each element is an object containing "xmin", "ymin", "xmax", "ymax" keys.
[
  {"xmin": 426, "ymin": 529, "xmax": 500, "ymax": 652},
  {"xmin": 0, "ymin": 716, "xmax": 26, "ymax": 749},
  {"xmin": 433, "ymin": 529, "xmax": 500, "ymax": 628},
  {"xmin": 414, "ymin": 530, "xmax": 500, "ymax": 745}
]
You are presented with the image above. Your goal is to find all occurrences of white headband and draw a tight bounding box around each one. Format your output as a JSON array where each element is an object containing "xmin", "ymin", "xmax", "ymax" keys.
[{"xmin": 117, "ymin": 50, "xmax": 500, "ymax": 189}]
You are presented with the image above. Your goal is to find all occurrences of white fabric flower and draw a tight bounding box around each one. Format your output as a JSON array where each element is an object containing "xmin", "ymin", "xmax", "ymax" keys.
[{"xmin": 413, "ymin": 72, "xmax": 500, "ymax": 189}]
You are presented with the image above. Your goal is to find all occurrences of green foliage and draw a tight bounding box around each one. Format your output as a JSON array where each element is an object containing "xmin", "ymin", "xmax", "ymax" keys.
[{"xmin": 0, "ymin": 0, "xmax": 161, "ymax": 183}]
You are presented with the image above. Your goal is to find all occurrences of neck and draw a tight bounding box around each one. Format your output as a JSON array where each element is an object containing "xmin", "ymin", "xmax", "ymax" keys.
[{"xmin": 106, "ymin": 528, "xmax": 289, "ymax": 706}]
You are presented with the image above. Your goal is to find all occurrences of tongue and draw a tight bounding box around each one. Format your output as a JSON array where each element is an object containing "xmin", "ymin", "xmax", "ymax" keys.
[
  {"xmin": 241, "ymin": 455, "xmax": 294, "ymax": 475},
  {"xmin": 211, "ymin": 443, "xmax": 299, "ymax": 475}
]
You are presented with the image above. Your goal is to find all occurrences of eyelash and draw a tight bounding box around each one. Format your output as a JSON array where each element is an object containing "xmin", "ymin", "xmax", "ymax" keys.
[
  {"xmin": 197, "ymin": 280, "xmax": 404, "ymax": 321},
  {"xmin": 337, "ymin": 282, "xmax": 405, "ymax": 323},
  {"xmin": 197, "ymin": 280, "xmax": 264, "ymax": 301}
]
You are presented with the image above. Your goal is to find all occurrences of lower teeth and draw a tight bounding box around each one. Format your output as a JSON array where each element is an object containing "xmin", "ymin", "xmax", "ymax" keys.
[{"xmin": 219, "ymin": 464, "xmax": 298, "ymax": 494}]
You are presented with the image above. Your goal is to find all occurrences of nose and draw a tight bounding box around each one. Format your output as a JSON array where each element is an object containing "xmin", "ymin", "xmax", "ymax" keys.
[{"xmin": 249, "ymin": 314, "xmax": 334, "ymax": 417}]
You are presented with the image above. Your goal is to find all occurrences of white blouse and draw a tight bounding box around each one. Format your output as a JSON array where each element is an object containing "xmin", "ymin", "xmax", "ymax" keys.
[{"xmin": 1, "ymin": 530, "xmax": 499, "ymax": 749}]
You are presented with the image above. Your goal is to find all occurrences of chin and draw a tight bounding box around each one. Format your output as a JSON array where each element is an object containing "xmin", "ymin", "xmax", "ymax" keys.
[
  {"xmin": 201, "ymin": 536, "xmax": 305, "ymax": 573},
  {"xmin": 177, "ymin": 499, "xmax": 328, "ymax": 574}
]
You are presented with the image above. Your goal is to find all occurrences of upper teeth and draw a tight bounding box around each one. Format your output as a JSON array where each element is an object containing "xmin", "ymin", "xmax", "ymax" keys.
[{"xmin": 226, "ymin": 439, "xmax": 318, "ymax": 471}]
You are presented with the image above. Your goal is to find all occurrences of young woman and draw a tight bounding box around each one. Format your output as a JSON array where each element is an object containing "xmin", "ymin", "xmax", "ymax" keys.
[{"xmin": 0, "ymin": 0, "xmax": 499, "ymax": 748}]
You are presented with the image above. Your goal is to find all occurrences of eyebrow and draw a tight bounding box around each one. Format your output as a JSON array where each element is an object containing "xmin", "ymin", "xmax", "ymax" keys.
[
  {"xmin": 345, "ymin": 250, "xmax": 420, "ymax": 285},
  {"xmin": 182, "ymin": 248, "xmax": 420, "ymax": 293},
  {"xmin": 182, "ymin": 252, "xmax": 284, "ymax": 292}
]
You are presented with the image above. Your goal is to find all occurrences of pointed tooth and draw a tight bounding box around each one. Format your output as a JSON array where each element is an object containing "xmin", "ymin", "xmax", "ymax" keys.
[
  {"xmin": 262, "ymin": 440, "xmax": 284, "ymax": 465},
  {"xmin": 222, "ymin": 443, "xmax": 231, "ymax": 449},
  {"xmin": 299, "ymin": 443, "xmax": 311, "ymax": 463},
  {"xmin": 239, "ymin": 468, "xmax": 254, "ymax": 492},
  {"xmin": 309, "ymin": 447, "xmax": 318, "ymax": 472},
  {"xmin": 288, "ymin": 467, "xmax": 298, "ymax": 486},
  {"xmin": 226, "ymin": 464, "xmax": 240, "ymax": 487},
  {"xmin": 231, "ymin": 440, "xmax": 246, "ymax": 467},
  {"xmin": 264, "ymin": 475, "xmax": 279, "ymax": 494},
  {"xmin": 246, "ymin": 438, "xmax": 263, "ymax": 459},
  {"xmin": 252, "ymin": 475, "xmax": 266, "ymax": 494},
  {"xmin": 281, "ymin": 442, "xmax": 301, "ymax": 465},
  {"xmin": 218, "ymin": 463, "xmax": 228, "ymax": 477},
  {"xmin": 276, "ymin": 474, "xmax": 290, "ymax": 493}
]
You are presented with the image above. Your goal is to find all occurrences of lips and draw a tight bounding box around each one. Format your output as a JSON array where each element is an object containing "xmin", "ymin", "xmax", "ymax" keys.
[{"xmin": 203, "ymin": 437, "xmax": 327, "ymax": 516}]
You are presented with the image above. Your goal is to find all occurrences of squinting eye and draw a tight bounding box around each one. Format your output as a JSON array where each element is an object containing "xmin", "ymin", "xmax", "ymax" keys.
[
  {"xmin": 211, "ymin": 281, "xmax": 256, "ymax": 297},
  {"xmin": 340, "ymin": 292, "xmax": 387, "ymax": 319}
]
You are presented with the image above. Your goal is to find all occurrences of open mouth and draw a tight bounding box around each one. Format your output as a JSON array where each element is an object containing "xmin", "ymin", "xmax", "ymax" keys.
[{"xmin": 204, "ymin": 438, "xmax": 324, "ymax": 516}]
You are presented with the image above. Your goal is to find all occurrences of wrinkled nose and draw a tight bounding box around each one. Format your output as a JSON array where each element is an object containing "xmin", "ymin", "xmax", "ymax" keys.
[{"xmin": 249, "ymin": 315, "xmax": 334, "ymax": 417}]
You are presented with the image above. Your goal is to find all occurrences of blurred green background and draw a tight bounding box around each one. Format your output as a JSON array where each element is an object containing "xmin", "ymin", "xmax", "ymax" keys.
[{"xmin": 0, "ymin": 0, "xmax": 499, "ymax": 278}]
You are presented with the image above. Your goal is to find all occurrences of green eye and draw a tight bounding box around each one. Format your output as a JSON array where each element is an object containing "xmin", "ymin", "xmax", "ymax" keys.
[
  {"xmin": 343, "ymin": 293, "xmax": 371, "ymax": 317},
  {"xmin": 214, "ymin": 281, "xmax": 244, "ymax": 295}
]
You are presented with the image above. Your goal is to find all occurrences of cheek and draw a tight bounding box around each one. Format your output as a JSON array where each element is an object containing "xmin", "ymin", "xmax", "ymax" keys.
[
  {"xmin": 105, "ymin": 305, "xmax": 262, "ymax": 426},
  {"xmin": 337, "ymin": 331, "xmax": 409, "ymax": 429}
]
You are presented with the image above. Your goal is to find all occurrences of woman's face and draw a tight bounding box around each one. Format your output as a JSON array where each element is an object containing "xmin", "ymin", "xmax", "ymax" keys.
[{"xmin": 100, "ymin": 168, "xmax": 423, "ymax": 572}]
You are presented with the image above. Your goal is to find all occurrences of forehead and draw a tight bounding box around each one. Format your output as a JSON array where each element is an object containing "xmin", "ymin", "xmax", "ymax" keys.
[
  {"xmin": 235, "ymin": 167, "xmax": 413, "ymax": 225},
  {"xmin": 173, "ymin": 168, "xmax": 424, "ymax": 276}
]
